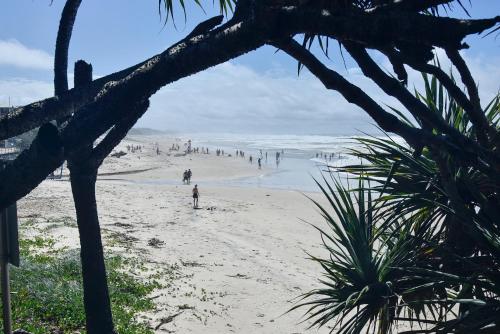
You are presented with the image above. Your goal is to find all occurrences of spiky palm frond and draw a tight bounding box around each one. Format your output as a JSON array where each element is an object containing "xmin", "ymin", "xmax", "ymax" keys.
[
  {"xmin": 158, "ymin": 0, "xmax": 235, "ymax": 21},
  {"xmin": 294, "ymin": 177, "xmax": 433, "ymax": 334},
  {"xmin": 341, "ymin": 72, "xmax": 500, "ymax": 248},
  {"xmin": 299, "ymin": 66, "xmax": 500, "ymax": 333}
]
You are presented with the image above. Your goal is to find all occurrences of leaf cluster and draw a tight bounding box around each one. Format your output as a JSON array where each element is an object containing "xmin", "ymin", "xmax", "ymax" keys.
[{"xmin": 297, "ymin": 69, "xmax": 500, "ymax": 333}]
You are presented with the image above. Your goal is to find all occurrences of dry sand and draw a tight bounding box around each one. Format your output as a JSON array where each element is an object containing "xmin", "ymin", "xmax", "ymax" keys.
[{"xmin": 18, "ymin": 135, "xmax": 331, "ymax": 334}]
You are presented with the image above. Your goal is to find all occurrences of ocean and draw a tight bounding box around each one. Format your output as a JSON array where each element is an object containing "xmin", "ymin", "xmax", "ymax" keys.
[{"xmin": 179, "ymin": 133, "xmax": 400, "ymax": 193}]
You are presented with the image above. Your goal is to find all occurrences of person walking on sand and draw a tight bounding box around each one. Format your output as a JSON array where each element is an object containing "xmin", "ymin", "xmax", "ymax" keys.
[
  {"xmin": 258, "ymin": 157, "xmax": 262, "ymax": 169},
  {"xmin": 192, "ymin": 185, "xmax": 199, "ymax": 208},
  {"xmin": 187, "ymin": 169, "xmax": 192, "ymax": 184}
]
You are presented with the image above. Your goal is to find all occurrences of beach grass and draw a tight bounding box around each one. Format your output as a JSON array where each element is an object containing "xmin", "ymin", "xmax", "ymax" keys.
[{"xmin": 2, "ymin": 223, "xmax": 162, "ymax": 334}]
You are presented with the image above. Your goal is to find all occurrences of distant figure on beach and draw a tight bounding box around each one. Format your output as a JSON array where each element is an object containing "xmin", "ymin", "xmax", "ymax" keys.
[
  {"xmin": 192, "ymin": 185, "xmax": 199, "ymax": 208},
  {"xmin": 183, "ymin": 170, "xmax": 188, "ymax": 184},
  {"xmin": 265, "ymin": 152, "xmax": 267, "ymax": 162},
  {"xmin": 249, "ymin": 155, "xmax": 253, "ymax": 164},
  {"xmin": 258, "ymin": 157, "xmax": 262, "ymax": 169},
  {"xmin": 187, "ymin": 169, "xmax": 192, "ymax": 184}
]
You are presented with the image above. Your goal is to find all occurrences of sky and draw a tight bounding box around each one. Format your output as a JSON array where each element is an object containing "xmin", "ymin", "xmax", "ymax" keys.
[{"xmin": 1, "ymin": 0, "xmax": 499, "ymax": 135}]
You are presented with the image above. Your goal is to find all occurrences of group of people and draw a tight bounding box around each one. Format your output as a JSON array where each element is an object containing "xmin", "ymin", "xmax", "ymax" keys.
[
  {"xmin": 186, "ymin": 142, "xmax": 208, "ymax": 154},
  {"xmin": 216, "ymin": 149, "xmax": 225, "ymax": 156},
  {"xmin": 234, "ymin": 148, "xmax": 284, "ymax": 168},
  {"xmin": 190, "ymin": 147, "xmax": 206, "ymax": 154},
  {"xmin": 316, "ymin": 152, "xmax": 337, "ymax": 161},
  {"xmin": 182, "ymin": 169, "xmax": 192, "ymax": 184},
  {"xmin": 126, "ymin": 144, "xmax": 142, "ymax": 153},
  {"xmin": 188, "ymin": 146, "xmax": 209, "ymax": 154}
]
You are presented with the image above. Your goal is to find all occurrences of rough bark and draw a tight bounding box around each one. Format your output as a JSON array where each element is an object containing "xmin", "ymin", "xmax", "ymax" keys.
[
  {"xmin": 54, "ymin": 0, "xmax": 83, "ymax": 96},
  {"xmin": 69, "ymin": 161, "xmax": 114, "ymax": 334},
  {"xmin": 66, "ymin": 60, "xmax": 115, "ymax": 334},
  {"xmin": 0, "ymin": 123, "xmax": 63, "ymax": 209}
]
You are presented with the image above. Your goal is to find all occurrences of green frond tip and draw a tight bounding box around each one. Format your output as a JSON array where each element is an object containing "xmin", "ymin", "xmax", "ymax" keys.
[{"xmin": 158, "ymin": 0, "xmax": 235, "ymax": 22}]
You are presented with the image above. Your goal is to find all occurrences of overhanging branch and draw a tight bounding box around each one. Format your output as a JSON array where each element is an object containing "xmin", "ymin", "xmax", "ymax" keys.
[
  {"xmin": 91, "ymin": 99, "xmax": 150, "ymax": 167},
  {"xmin": 343, "ymin": 43, "xmax": 497, "ymax": 165},
  {"xmin": 0, "ymin": 15, "xmax": 267, "ymax": 208},
  {"xmin": 446, "ymin": 48, "xmax": 497, "ymax": 145},
  {"xmin": 270, "ymin": 38, "xmax": 497, "ymax": 176},
  {"xmin": 1, "ymin": 7, "xmax": 498, "ymax": 141}
]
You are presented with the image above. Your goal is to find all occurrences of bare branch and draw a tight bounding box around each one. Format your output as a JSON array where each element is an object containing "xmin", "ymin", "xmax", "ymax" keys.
[
  {"xmin": 384, "ymin": 47, "xmax": 500, "ymax": 148},
  {"xmin": 277, "ymin": 7, "xmax": 499, "ymax": 49},
  {"xmin": 344, "ymin": 43, "xmax": 447, "ymax": 129},
  {"xmin": 342, "ymin": 43, "xmax": 494, "ymax": 162},
  {"xmin": 91, "ymin": 99, "xmax": 150, "ymax": 166},
  {"xmin": 0, "ymin": 124, "xmax": 64, "ymax": 209},
  {"xmin": 0, "ymin": 16, "xmax": 266, "ymax": 208},
  {"xmin": 54, "ymin": 0, "xmax": 83, "ymax": 96},
  {"xmin": 0, "ymin": 15, "xmax": 258, "ymax": 141},
  {"xmin": 271, "ymin": 38, "xmax": 427, "ymax": 146},
  {"xmin": 370, "ymin": 0, "xmax": 455, "ymax": 13},
  {"xmin": 271, "ymin": 38, "xmax": 498, "ymax": 176},
  {"xmin": 446, "ymin": 48, "xmax": 496, "ymax": 145},
  {"xmin": 387, "ymin": 49, "xmax": 474, "ymax": 114}
]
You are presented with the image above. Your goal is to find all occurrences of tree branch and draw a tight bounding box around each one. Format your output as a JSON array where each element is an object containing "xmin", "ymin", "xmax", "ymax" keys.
[
  {"xmin": 370, "ymin": 0, "xmax": 455, "ymax": 13},
  {"xmin": 344, "ymin": 43, "xmax": 447, "ymax": 129},
  {"xmin": 276, "ymin": 7, "xmax": 499, "ymax": 50},
  {"xmin": 271, "ymin": 38, "xmax": 429, "ymax": 146},
  {"xmin": 0, "ymin": 124, "xmax": 64, "ymax": 209},
  {"xmin": 445, "ymin": 48, "xmax": 496, "ymax": 145},
  {"xmin": 54, "ymin": 0, "xmax": 83, "ymax": 96},
  {"xmin": 1, "ymin": 8, "xmax": 498, "ymax": 140},
  {"xmin": 389, "ymin": 50, "xmax": 474, "ymax": 113},
  {"xmin": 90, "ymin": 99, "xmax": 150, "ymax": 167},
  {"xmin": 343, "ymin": 43, "xmax": 497, "ymax": 165},
  {"xmin": 384, "ymin": 47, "xmax": 500, "ymax": 147},
  {"xmin": 271, "ymin": 38, "xmax": 497, "ymax": 176},
  {"xmin": 0, "ymin": 15, "xmax": 267, "ymax": 209}
]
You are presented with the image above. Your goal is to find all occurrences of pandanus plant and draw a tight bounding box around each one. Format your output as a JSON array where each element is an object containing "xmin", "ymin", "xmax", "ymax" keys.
[{"xmin": 297, "ymin": 70, "xmax": 500, "ymax": 333}]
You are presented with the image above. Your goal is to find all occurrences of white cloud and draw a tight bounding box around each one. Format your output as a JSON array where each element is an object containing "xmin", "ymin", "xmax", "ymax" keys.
[
  {"xmin": 140, "ymin": 62, "xmax": 379, "ymax": 135},
  {"xmin": 0, "ymin": 78, "xmax": 52, "ymax": 106},
  {"xmin": 139, "ymin": 52, "xmax": 499, "ymax": 135},
  {"xmin": 0, "ymin": 39, "xmax": 53, "ymax": 70}
]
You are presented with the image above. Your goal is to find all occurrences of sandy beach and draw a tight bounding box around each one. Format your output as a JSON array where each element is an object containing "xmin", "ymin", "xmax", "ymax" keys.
[{"xmin": 18, "ymin": 135, "xmax": 330, "ymax": 334}]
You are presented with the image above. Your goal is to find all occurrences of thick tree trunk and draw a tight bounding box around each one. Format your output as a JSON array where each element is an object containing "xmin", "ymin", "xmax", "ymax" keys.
[
  {"xmin": 69, "ymin": 162, "xmax": 114, "ymax": 334},
  {"xmin": 68, "ymin": 60, "xmax": 115, "ymax": 334}
]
